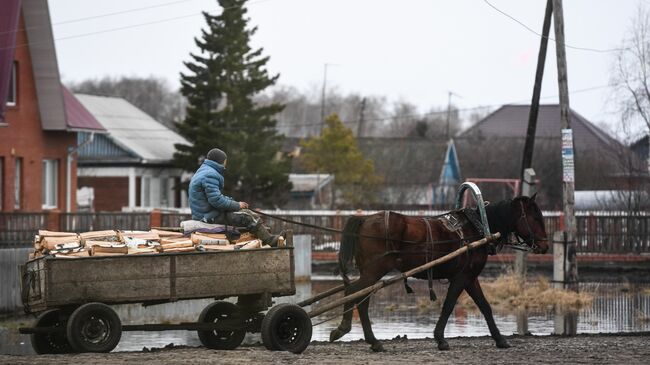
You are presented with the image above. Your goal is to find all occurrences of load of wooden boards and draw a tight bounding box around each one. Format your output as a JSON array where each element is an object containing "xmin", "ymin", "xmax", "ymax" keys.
[{"xmin": 31, "ymin": 229, "xmax": 284, "ymax": 260}]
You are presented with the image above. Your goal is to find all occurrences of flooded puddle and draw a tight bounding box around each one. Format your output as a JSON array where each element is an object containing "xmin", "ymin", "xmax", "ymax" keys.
[{"xmin": 1, "ymin": 279, "xmax": 649, "ymax": 355}]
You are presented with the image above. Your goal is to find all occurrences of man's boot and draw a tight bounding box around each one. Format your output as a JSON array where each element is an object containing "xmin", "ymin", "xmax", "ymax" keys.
[{"xmin": 251, "ymin": 224, "xmax": 280, "ymax": 247}]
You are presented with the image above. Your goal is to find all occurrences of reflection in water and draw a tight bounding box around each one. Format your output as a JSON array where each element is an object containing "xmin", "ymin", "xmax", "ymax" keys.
[{"xmin": 1, "ymin": 280, "xmax": 649, "ymax": 355}]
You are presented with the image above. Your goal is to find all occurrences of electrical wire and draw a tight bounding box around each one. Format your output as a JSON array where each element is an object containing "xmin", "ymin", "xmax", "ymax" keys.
[
  {"xmin": 272, "ymin": 82, "xmax": 620, "ymax": 131},
  {"xmin": 482, "ymin": 0, "xmax": 628, "ymax": 54},
  {"xmin": 0, "ymin": 0, "xmax": 274, "ymax": 51},
  {"xmin": 0, "ymin": 0, "xmax": 196, "ymax": 37}
]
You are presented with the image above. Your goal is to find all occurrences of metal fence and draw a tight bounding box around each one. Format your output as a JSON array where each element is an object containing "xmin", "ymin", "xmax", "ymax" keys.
[
  {"xmin": 1, "ymin": 210, "xmax": 649, "ymax": 253},
  {"xmin": 0, "ymin": 213, "xmax": 47, "ymax": 247},
  {"xmin": 161, "ymin": 213, "xmax": 191, "ymax": 228},
  {"xmin": 60, "ymin": 212, "xmax": 151, "ymax": 233}
]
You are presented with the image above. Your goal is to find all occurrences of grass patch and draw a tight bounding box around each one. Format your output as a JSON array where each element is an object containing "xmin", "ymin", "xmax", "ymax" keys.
[{"xmin": 457, "ymin": 273, "xmax": 594, "ymax": 312}]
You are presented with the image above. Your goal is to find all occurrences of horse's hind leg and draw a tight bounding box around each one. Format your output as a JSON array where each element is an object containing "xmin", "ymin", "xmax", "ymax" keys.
[
  {"xmin": 433, "ymin": 275, "xmax": 466, "ymax": 351},
  {"xmin": 329, "ymin": 279, "xmax": 365, "ymax": 342},
  {"xmin": 356, "ymin": 291, "xmax": 384, "ymax": 352},
  {"xmin": 330, "ymin": 274, "xmax": 382, "ymax": 344},
  {"xmin": 465, "ymin": 278, "xmax": 510, "ymax": 348}
]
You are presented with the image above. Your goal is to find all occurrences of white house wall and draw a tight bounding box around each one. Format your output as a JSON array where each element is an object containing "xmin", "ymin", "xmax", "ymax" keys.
[{"xmin": 78, "ymin": 166, "xmax": 186, "ymax": 209}]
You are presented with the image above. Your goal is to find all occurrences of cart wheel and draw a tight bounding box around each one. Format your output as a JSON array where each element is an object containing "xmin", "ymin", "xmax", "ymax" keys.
[
  {"xmin": 30, "ymin": 309, "xmax": 73, "ymax": 354},
  {"xmin": 197, "ymin": 301, "xmax": 246, "ymax": 350},
  {"xmin": 66, "ymin": 302, "xmax": 122, "ymax": 353},
  {"xmin": 261, "ymin": 303, "xmax": 312, "ymax": 354}
]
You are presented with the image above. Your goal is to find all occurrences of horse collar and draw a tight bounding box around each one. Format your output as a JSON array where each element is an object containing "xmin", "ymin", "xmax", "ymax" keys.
[{"xmin": 384, "ymin": 211, "xmax": 390, "ymax": 248}]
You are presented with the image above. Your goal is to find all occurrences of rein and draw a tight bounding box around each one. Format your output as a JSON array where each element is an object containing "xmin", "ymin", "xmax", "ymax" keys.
[{"xmin": 255, "ymin": 210, "xmax": 481, "ymax": 246}]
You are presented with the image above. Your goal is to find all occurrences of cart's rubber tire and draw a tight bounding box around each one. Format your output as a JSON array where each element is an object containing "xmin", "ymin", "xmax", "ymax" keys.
[
  {"xmin": 30, "ymin": 309, "xmax": 73, "ymax": 354},
  {"xmin": 197, "ymin": 301, "xmax": 246, "ymax": 350},
  {"xmin": 261, "ymin": 303, "xmax": 312, "ymax": 354},
  {"xmin": 66, "ymin": 302, "xmax": 122, "ymax": 353}
]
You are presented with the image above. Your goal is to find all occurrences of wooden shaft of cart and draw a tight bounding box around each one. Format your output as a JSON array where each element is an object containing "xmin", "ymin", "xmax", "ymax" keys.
[{"xmin": 307, "ymin": 232, "xmax": 500, "ymax": 318}]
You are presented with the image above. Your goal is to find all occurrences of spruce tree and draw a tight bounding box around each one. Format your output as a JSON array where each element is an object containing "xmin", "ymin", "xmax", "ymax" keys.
[{"xmin": 174, "ymin": 0, "xmax": 291, "ymax": 207}]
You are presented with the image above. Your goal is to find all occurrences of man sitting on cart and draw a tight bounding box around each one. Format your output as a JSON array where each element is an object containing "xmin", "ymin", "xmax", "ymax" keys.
[{"xmin": 188, "ymin": 148, "xmax": 281, "ymax": 246}]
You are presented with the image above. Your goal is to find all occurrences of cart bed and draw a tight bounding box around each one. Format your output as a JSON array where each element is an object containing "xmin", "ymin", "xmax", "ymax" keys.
[{"xmin": 21, "ymin": 247, "xmax": 295, "ymax": 313}]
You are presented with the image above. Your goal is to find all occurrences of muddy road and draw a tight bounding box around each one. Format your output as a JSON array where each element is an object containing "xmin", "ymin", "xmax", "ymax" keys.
[{"xmin": 1, "ymin": 333, "xmax": 648, "ymax": 364}]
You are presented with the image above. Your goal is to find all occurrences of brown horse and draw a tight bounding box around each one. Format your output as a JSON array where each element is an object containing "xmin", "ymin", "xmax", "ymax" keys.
[{"xmin": 330, "ymin": 195, "xmax": 549, "ymax": 352}]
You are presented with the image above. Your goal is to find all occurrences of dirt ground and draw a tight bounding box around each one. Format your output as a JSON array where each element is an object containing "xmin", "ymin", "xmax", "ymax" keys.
[{"xmin": 1, "ymin": 333, "xmax": 649, "ymax": 365}]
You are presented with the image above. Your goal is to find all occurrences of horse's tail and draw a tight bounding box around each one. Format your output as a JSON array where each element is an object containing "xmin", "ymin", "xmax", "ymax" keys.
[{"xmin": 338, "ymin": 215, "xmax": 366, "ymax": 286}]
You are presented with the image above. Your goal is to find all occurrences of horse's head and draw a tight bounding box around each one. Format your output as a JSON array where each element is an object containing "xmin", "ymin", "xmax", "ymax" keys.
[{"xmin": 510, "ymin": 194, "xmax": 549, "ymax": 254}]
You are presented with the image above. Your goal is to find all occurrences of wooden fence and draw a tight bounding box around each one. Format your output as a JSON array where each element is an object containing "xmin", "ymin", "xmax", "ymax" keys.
[{"xmin": 1, "ymin": 210, "xmax": 649, "ymax": 254}]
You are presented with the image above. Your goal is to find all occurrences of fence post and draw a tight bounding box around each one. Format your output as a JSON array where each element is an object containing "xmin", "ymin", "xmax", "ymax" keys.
[
  {"xmin": 150, "ymin": 209, "xmax": 162, "ymax": 228},
  {"xmin": 46, "ymin": 210, "xmax": 61, "ymax": 232}
]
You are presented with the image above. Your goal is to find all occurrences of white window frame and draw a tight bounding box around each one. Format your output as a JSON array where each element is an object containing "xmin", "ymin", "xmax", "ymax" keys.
[
  {"xmin": 6, "ymin": 62, "xmax": 16, "ymax": 107},
  {"xmin": 42, "ymin": 159, "xmax": 58, "ymax": 209},
  {"xmin": 14, "ymin": 158, "xmax": 21, "ymax": 210}
]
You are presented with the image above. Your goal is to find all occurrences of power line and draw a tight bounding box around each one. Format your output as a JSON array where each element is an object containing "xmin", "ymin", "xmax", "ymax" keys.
[
  {"xmin": 0, "ymin": 0, "xmax": 196, "ymax": 37},
  {"xmin": 482, "ymin": 0, "xmax": 628, "ymax": 54},
  {"xmin": 272, "ymin": 81, "xmax": 618, "ymax": 131},
  {"xmin": 0, "ymin": 0, "xmax": 274, "ymax": 51}
]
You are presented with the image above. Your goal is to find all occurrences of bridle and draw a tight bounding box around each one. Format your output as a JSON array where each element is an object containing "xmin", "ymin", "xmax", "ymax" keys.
[{"xmin": 506, "ymin": 200, "xmax": 547, "ymax": 253}]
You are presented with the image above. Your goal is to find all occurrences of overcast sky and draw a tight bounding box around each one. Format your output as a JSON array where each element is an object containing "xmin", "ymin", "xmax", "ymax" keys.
[{"xmin": 48, "ymin": 0, "xmax": 642, "ymax": 138}]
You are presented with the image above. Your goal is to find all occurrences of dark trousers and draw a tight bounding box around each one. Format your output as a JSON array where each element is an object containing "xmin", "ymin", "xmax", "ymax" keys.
[{"xmin": 210, "ymin": 209, "xmax": 260, "ymax": 230}]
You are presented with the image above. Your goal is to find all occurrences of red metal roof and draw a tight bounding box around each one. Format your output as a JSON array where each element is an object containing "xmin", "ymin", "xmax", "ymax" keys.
[{"xmin": 62, "ymin": 86, "xmax": 106, "ymax": 132}]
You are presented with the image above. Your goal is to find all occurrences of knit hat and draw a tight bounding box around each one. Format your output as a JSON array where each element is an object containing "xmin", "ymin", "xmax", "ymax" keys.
[{"xmin": 206, "ymin": 148, "xmax": 227, "ymax": 164}]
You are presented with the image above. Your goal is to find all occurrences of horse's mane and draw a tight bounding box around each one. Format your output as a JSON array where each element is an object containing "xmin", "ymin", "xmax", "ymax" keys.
[{"xmin": 484, "ymin": 199, "xmax": 515, "ymax": 237}]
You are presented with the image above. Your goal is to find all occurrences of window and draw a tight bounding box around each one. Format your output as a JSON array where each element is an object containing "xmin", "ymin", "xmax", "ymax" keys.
[
  {"xmin": 139, "ymin": 176, "xmax": 176, "ymax": 208},
  {"xmin": 6, "ymin": 62, "xmax": 16, "ymax": 106},
  {"xmin": 42, "ymin": 159, "xmax": 58, "ymax": 209},
  {"xmin": 160, "ymin": 177, "xmax": 169, "ymax": 207},
  {"xmin": 141, "ymin": 176, "xmax": 150, "ymax": 207},
  {"xmin": 14, "ymin": 158, "xmax": 21, "ymax": 210}
]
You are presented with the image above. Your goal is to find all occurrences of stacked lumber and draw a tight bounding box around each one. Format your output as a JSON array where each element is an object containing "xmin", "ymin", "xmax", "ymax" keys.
[{"xmin": 30, "ymin": 227, "xmax": 282, "ymax": 260}]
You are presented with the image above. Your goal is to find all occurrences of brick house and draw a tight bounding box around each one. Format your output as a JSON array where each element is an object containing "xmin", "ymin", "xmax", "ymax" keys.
[
  {"xmin": 75, "ymin": 94, "xmax": 189, "ymax": 212},
  {"xmin": 0, "ymin": 0, "xmax": 105, "ymax": 213}
]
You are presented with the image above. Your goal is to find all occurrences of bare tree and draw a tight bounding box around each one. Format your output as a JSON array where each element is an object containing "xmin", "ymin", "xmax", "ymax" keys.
[{"xmin": 612, "ymin": 4, "xmax": 650, "ymax": 140}]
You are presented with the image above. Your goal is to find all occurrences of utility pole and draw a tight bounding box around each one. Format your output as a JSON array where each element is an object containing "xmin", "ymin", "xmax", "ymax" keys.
[
  {"xmin": 357, "ymin": 97, "xmax": 367, "ymax": 137},
  {"xmin": 445, "ymin": 91, "xmax": 460, "ymax": 140},
  {"xmin": 552, "ymin": 0, "xmax": 578, "ymax": 291},
  {"xmin": 320, "ymin": 63, "xmax": 336, "ymax": 134},
  {"xmin": 520, "ymin": 0, "xmax": 552, "ymax": 194},
  {"xmin": 516, "ymin": 0, "xmax": 552, "ymax": 305},
  {"xmin": 446, "ymin": 92, "xmax": 452, "ymax": 140}
]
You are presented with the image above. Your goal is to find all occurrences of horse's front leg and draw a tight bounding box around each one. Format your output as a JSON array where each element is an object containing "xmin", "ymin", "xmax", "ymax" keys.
[
  {"xmin": 465, "ymin": 277, "xmax": 510, "ymax": 348},
  {"xmin": 433, "ymin": 275, "xmax": 466, "ymax": 350}
]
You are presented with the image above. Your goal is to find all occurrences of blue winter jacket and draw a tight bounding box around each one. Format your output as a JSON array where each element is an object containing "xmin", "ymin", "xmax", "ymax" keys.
[{"xmin": 188, "ymin": 159, "xmax": 240, "ymax": 222}]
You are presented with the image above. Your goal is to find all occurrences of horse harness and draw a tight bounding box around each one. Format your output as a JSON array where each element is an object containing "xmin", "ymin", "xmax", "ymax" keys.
[
  {"xmin": 384, "ymin": 210, "xmax": 485, "ymax": 302},
  {"xmin": 506, "ymin": 200, "xmax": 544, "ymax": 253}
]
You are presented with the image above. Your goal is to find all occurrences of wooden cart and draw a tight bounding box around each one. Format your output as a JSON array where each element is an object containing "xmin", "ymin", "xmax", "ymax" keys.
[
  {"xmin": 20, "ymin": 183, "xmax": 499, "ymax": 355},
  {"xmin": 19, "ymin": 243, "xmax": 297, "ymax": 354}
]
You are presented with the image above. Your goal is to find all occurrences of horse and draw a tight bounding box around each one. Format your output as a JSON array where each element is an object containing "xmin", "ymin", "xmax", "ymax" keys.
[{"xmin": 330, "ymin": 194, "xmax": 549, "ymax": 352}]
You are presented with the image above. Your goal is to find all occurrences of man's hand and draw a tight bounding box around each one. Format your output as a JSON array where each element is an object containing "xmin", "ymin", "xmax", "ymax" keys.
[{"xmin": 239, "ymin": 201, "xmax": 249, "ymax": 209}]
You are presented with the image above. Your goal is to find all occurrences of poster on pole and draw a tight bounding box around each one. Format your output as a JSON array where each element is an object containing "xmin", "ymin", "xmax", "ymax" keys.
[{"xmin": 561, "ymin": 128, "xmax": 575, "ymax": 182}]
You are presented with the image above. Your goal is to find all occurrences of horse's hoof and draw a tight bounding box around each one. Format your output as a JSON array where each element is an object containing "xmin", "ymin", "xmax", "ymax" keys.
[
  {"xmin": 329, "ymin": 327, "xmax": 348, "ymax": 342},
  {"xmin": 496, "ymin": 338, "xmax": 511, "ymax": 349},
  {"xmin": 370, "ymin": 342, "xmax": 385, "ymax": 352},
  {"xmin": 436, "ymin": 339, "xmax": 450, "ymax": 351}
]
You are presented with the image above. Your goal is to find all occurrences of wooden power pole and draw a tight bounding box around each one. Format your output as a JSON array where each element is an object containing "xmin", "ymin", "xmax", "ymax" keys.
[
  {"xmin": 552, "ymin": 0, "xmax": 578, "ymax": 289},
  {"xmin": 516, "ymin": 0, "xmax": 553, "ymax": 291}
]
